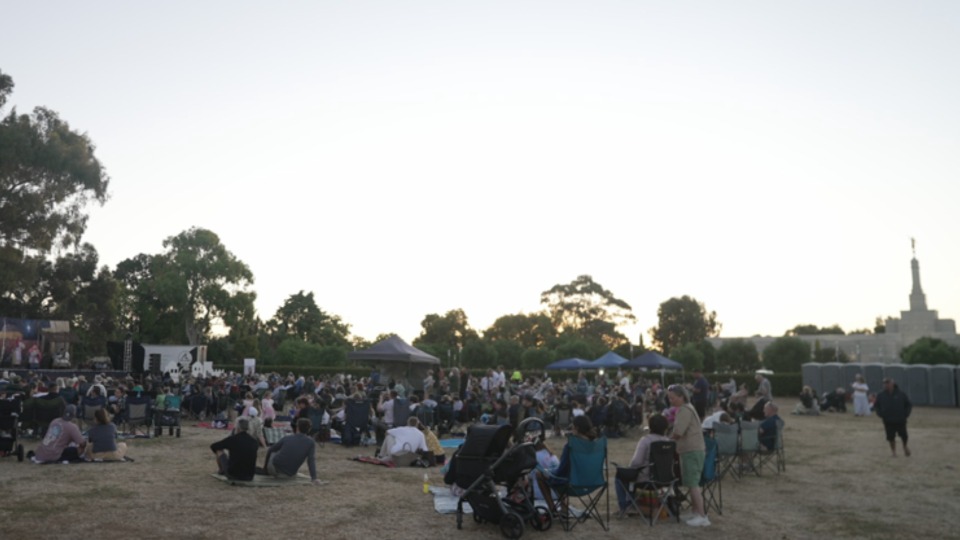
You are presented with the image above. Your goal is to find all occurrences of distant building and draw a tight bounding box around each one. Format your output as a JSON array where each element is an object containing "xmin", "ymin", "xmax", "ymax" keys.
[{"xmin": 709, "ymin": 248, "xmax": 959, "ymax": 364}]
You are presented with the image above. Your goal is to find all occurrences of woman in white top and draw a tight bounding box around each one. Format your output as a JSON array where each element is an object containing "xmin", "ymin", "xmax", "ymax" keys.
[{"xmin": 851, "ymin": 374, "xmax": 870, "ymax": 416}]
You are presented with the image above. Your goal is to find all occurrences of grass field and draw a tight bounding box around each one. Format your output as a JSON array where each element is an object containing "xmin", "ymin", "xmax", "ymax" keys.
[{"xmin": 1, "ymin": 401, "xmax": 958, "ymax": 540}]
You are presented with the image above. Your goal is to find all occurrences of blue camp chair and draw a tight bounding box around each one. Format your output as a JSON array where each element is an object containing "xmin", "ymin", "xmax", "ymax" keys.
[
  {"xmin": 701, "ymin": 433, "xmax": 722, "ymax": 515},
  {"xmin": 543, "ymin": 435, "xmax": 609, "ymax": 532}
]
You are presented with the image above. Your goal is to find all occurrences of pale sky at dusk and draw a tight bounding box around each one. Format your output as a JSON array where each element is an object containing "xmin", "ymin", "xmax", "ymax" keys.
[{"xmin": 2, "ymin": 1, "xmax": 958, "ymax": 346}]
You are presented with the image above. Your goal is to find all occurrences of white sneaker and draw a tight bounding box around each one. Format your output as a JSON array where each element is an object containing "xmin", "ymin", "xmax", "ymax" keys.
[{"xmin": 686, "ymin": 515, "xmax": 711, "ymax": 527}]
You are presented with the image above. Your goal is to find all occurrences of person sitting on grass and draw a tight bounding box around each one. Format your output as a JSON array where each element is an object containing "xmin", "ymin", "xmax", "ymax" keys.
[
  {"xmin": 211, "ymin": 417, "xmax": 259, "ymax": 481},
  {"xmin": 417, "ymin": 419, "xmax": 445, "ymax": 466},
  {"xmin": 29, "ymin": 405, "xmax": 86, "ymax": 463},
  {"xmin": 83, "ymin": 408, "xmax": 128, "ymax": 461},
  {"xmin": 263, "ymin": 418, "xmax": 322, "ymax": 485},
  {"xmin": 379, "ymin": 416, "xmax": 429, "ymax": 466}
]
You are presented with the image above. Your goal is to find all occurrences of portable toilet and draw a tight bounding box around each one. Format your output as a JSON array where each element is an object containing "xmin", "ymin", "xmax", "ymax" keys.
[
  {"xmin": 929, "ymin": 364, "xmax": 957, "ymax": 407},
  {"xmin": 802, "ymin": 363, "xmax": 822, "ymax": 397},
  {"xmin": 841, "ymin": 363, "xmax": 863, "ymax": 391},
  {"xmin": 863, "ymin": 364, "xmax": 885, "ymax": 397},
  {"xmin": 821, "ymin": 363, "xmax": 843, "ymax": 395},
  {"xmin": 883, "ymin": 364, "xmax": 908, "ymax": 391},
  {"xmin": 905, "ymin": 364, "xmax": 931, "ymax": 406}
]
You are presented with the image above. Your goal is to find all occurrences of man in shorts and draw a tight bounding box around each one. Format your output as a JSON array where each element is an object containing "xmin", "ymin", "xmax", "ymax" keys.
[{"xmin": 875, "ymin": 378, "xmax": 912, "ymax": 457}]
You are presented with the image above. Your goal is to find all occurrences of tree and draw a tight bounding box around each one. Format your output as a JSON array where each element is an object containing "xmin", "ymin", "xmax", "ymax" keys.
[
  {"xmin": 521, "ymin": 347, "xmax": 555, "ymax": 370},
  {"xmin": 698, "ymin": 340, "xmax": 718, "ymax": 373},
  {"xmin": 716, "ymin": 339, "xmax": 760, "ymax": 374},
  {"xmin": 540, "ymin": 275, "xmax": 635, "ymax": 348},
  {"xmin": 122, "ymin": 228, "xmax": 255, "ymax": 345},
  {"xmin": 414, "ymin": 309, "xmax": 479, "ymax": 351},
  {"xmin": 0, "ymin": 70, "xmax": 109, "ymax": 255},
  {"xmin": 900, "ymin": 337, "xmax": 960, "ymax": 365},
  {"xmin": 483, "ymin": 312, "xmax": 557, "ymax": 348},
  {"xmin": 874, "ymin": 316, "xmax": 886, "ymax": 334},
  {"xmin": 650, "ymin": 296, "xmax": 720, "ymax": 353},
  {"xmin": 762, "ymin": 337, "xmax": 811, "ymax": 373},
  {"xmin": 266, "ymin": 291, "xmax": 350, "ymax": 347},
  {"xmin": 0, "ymin": 69, "xmax": 111, "ymax": 323},
  {"xmin": 114, "ymin": 253, "xmax": 182, "ymax": 343},
  {"xmin": 461, "ymin": 339, "xmax": 497, "ymax": 369},
  {"xmin": 670, "ymin": 342, "xmax": 704, "ymax": 371},
  {"xmin": 785, "ymin": 324, "xmax": 845, "ymax": 336}
]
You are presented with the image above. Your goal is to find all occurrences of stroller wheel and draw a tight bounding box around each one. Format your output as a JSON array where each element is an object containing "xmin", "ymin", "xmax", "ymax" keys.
[
  {"xmin": 530, "ymin": 506, "xmax": 552, "ymax": 532},
  {"xmin": 16, "ymin": 444, "xmax": 24, "ymax": 462},
  {"xmin": 176, "ymin": 428, "xmax": 181, "ymax": 438},
  {"xmin": 473, "ymin": 513, "xmax": 484, "ymax": 524},
  {"xmin": 499, "ymin": 511, "xmax": 524, "ymax": 539}
]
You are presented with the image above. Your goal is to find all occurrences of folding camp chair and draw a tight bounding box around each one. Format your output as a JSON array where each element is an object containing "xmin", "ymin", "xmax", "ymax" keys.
[
  {"xmin": 543, "ymin": 435, "xmax": 609, "ymax": 532},
  {"xmin": 124, "ymin": 395, "xmax": 152, "ymax": 437},
  {"xmin": 342, "ymin": 399, "xmax": 371, "ymax": 447},
  {"xmin": 700, "ymin": 433, "xmax": 722, "ymax": 515},
  {"xmin": 612, "ymin": 463, "xmax": 643, "ymax": 519},
  {"xmin": 80, "ymin": 395, "xmax": 106, "ymax": 431},
  {"xmin": 757, "ymin": 418, "xmax": 785, "ymax": 475},
  {"xmin": 714, "ymin": 422, "xmax": 740, "ymax": 481},
  {"xmin": 393, "ymin": 398, "xmax": 410, "ymax": 428},
  {"xmin": 635, "ymin": 440, "xmax": 680, "ymax": 526},
  {"xmin": 553, "ymin": 406, "xmax": 572, "ymax": 437},
  {"xmin": 738, "ymin": 421, "xmax": 761, "ymax": 477}
]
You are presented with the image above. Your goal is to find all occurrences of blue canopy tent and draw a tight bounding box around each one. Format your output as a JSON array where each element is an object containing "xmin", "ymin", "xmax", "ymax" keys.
[
  {"xmin": 589, "ymin": 351, "xmax": 629, "ymax": 369},
  {"xmin": 545, "ymin": 357, "xmax": 592, "ymax": 370},
  {"xmin": 623, "ymin": 351, "xmax": 683, "ymax": 385},
  {"xmin": 623, "ymin": 351, "xmax": 683, "ymax": 370}
]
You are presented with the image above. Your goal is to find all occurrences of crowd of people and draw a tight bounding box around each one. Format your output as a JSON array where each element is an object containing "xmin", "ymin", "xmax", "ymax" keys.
[{"xmin": 1, "ymin": 363, "xmax": 916, "ymax": 523}]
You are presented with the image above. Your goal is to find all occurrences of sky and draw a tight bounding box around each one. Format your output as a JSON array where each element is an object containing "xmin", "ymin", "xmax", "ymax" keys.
[{"xmin": 2, "ymin": 1, "xmax": 958, "ymax": 347}]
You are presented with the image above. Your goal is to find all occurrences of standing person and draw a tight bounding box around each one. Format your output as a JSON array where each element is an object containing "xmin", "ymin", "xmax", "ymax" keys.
[
  {"xmin": 851, "ymin": 374, "xmax": 870, "ymax": 417},
  {"xmin": 875, "ymin": 378, "xmax": 912, "ymax": 457},
  {"xmin": 691, "ymin": 369, "xmax": 710, "ymax": 420},
  {"xmin": 667, "ymin": 385, "xmax": 709, "ymax": 527}
]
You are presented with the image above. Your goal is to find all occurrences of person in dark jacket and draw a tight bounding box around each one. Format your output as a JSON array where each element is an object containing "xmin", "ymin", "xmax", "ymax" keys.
[{"xmin": 874, "ymin": 378, "xmax": 912, "ymax": 457}]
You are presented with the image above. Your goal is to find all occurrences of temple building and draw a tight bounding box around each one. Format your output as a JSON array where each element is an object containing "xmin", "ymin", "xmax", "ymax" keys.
[{"xmin": 709, "ymin": 246, "xmax": 959, "ymax": 364}]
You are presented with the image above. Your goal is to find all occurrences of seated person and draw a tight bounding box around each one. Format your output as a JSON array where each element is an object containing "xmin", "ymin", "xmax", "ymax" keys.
[
  {"xmin": 793, "ymin": 386, "xmax": 820, "ymax": 415},
  {"xmin": 30, "ymin": 405, "xmax": 86, "ymax": 463},
  {"xmin": 263, "ymin": 418, "xmax": 321, "ymax": 485},
  {"xmin": 530, "ymin": 440, "xmax": 560, "ymax": 501},
  {"xmin": 701, "ymin": 403, "xmax": 735, "ymax": 430},
  {"xmin": 211, "ymin": 417, "xmax": 260, "ymax": 481},
  {"xmin": 616, "ymin": 414, "xmax": 671, "ymax": 512},
  {"xmin": 537, "ymin": 415, "xmax": 599, "ymax": 500},
  {"xmin": 379, "ymin": 417, "xmax": 429, "ymax": 465},
  {"xmin": 820, "ymin": 388, "xmax": 847, "ymax": 413},
  {"xmin": 417, "ymin": 419, "xmax": 445, "ymax": 466},
  {"xmin": 759, "ymin": 402, "xmax": 782, "ymax": 451},
  {"xmin": 83, "ymin": 408, "xmax": 128, "ymax": 461}
]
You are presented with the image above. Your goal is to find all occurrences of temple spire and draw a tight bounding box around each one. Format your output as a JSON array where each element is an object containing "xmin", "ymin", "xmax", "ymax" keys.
[{"xmin": 909, "ymin": 239, "xmax": 927, "ymax": 312}]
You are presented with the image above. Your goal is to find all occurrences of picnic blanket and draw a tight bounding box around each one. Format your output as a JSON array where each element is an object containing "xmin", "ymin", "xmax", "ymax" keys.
[
  {"xmin": 34, "ymin": 457, "xmax": 134, "ymax": 465},
  {"xmin": 430, "ymin": 486, "xmax": 472, "ymax": 514},
  {"xmin": 439, "ymin": 438, "xmax": 464, "ymax": 449},
  {"xmin": 209, "ymin": 473, "xmax": 325, "ymax": 487},
  {"xmin": 197, "ymin": 422, "xmax": 232, "ymax": 430},
  {"xmin": 350, "ymin": 455, "xmax": 396, "ymax": 468}
]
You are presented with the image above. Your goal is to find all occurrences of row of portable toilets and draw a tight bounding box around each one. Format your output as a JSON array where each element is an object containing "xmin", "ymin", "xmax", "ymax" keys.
[{"xmin": 800, "ymin": 363, "xmax": 959, "ymax": 407}]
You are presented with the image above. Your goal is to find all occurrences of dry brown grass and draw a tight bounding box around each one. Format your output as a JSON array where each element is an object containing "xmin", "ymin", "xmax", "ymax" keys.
[{"xmin": 1, "ymin": 402, "xmax": 958, "ymax": 540}]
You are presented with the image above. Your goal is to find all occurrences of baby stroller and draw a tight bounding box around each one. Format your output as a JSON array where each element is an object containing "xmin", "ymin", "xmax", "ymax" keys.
[
  {"xmin": 0, "ymin": 397, "xmax": 26, "ymax": 461},
  {"xmin": 446, "ymin": 417, "xmax": 551, "ymax": 539}
]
